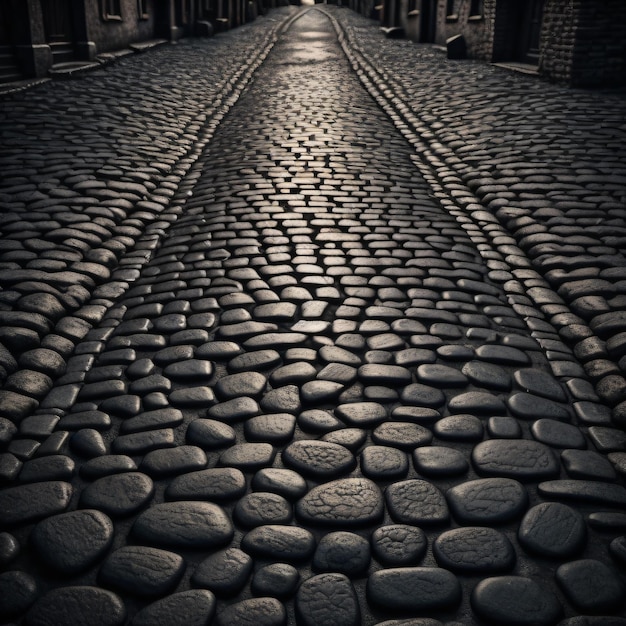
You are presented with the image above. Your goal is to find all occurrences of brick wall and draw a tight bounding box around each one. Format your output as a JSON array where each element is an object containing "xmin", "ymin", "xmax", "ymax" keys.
[
  {"xmin": 569, "ymin": 0, "xmax": 626, "ymax": 87},
  {"xmin": 434, "ymin": 0, "xmax": 626, "ymax": 88},
  {"xmin": 540, "ymin": 0, "xmax": 578, "ymax": 85}
]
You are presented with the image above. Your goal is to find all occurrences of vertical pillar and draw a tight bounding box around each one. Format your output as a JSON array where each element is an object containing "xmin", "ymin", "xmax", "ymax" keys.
[{"xmin": 15, "ymin": 0, "xmax": 53, "ymax": 78}]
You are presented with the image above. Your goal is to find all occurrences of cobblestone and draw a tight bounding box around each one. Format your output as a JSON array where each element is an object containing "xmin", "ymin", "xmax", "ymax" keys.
[{"xmin": 1, "ymin": 4, "xmax": 625, "ymax": 625}]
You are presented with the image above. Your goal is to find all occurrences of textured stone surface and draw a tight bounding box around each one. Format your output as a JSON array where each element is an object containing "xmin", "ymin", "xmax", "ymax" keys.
[
  {"xmin": 433, "ymin": 527, "xmax": 516, "ymax": 574},
  {"xmin": 283, "ymin": 440, "xmax": 355, "ymax": 479},
  {"xmin": 312, "ymin": 531, "xmax": 370, "ymax": 576},
  {"xmin": 518, "ymin": 502, "xmax": 587, "ymax": 559},
  {"xmin": 471, "ymin": 576, "xmax": 562, "ymax": 626},
  {"xmin": 241, "ymin": 525, "xmax": 316, "ymax": 562},
  {"xmin": 471, "ymin": 439, "xmax": 560, "ymax": 480},
  {"xmin": 556, "ymin": 559, "xmax": 625, "ymax": 612},
  {"xmin": 0, "ymin": 481, "xmax": 72, "ymax": 527},
  {"xmin": 79, "ymin": 472, "xmax": 154, "ymax": 517},
  {"xmin": 296, "ymin": 573, "xmax": 360, "ymax": 626},
  {"xmin": 191, "ymin": 548, "xmax": 253, "ymax": 595},
  {"xmin": 131, "ymin": 590, "xmax": 216, "ymax": 626},
  {"xmin": 132, "ymin": 501, "xmax": 233, "ymax": 548},
  {"xmin": 165, "ymin": 468, "xmax": 246, "ymax": 501},
  {"xmin": 367, "ymin": 567, "xmax": 462, "ymax": 612},
  {"xmin": 214, "ymin": 597, "xmax": 287, "ymax": 626},
  {"xmin": 447, "ymin": 478, "xmax": 528, "ymax": 524},
  {"xmin": 385, "ymin": 479, "xmax": 449, "ymax": 525},
  {"xmin": 25, "ymin": 586, "xmax": 126, "ymax": 626},
  {"xmin": 1, "ymin": 6, "xmax": 626, "ymax": 626},
  {"xmin": 30, "ymin": 509, "xmax": 113, "ymax": 574},
  {"xmin": 371, "ymin": 525, "xmax": 427, "ymax": 566},
  {"xmin": 99, "ymin": 546, "xmax": 185, "ymax": 597},
  {"xmin": 296, "ymin": 478, "xmax": 384, "ymax": 527}
]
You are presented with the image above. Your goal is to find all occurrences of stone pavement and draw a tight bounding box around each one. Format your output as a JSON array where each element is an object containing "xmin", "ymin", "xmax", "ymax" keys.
[{"xmin": 1, "ymin": 5, "xmax": 626, "ymax": 625}]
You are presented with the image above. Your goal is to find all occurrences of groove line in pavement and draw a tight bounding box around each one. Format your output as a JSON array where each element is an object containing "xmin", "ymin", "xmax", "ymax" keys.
[{"xmin": 324, "ymin": 8, "xmax": 623, "ymax": 418}]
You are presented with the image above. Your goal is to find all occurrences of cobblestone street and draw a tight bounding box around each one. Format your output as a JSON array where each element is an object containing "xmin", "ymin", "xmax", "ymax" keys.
[{"xmin": 1, "ymin": 6, "xmax": 626, "ymax": 625}]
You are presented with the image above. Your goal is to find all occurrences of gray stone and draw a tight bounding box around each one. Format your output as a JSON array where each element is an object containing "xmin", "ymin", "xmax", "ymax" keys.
[
  {"xmin": 360, "ymin": 445, "xmax": 409, "ymax": 480},
  {"xmin": 99, "ymin": 546, "xmax": 185, "ymax": 597},
  {"xmin": 131, "ymin": 590, "xmax": 216, "ymax": 626},
  {"xmin": 296, "ymin": 573, "xmax": 360, "ymax": 626},
  {"xmin": 245, "ymin": 413, "xmax": 296, "ymax": 444},
  {"xmin": 132, "ymin": 501, "xmax": 233, "ymax": 549},
  {"xmin": 556, "ymin": 559, "xmax": 624, "ymax": 612},
  {"xmin": 312, "ymin": 531, "xmax": 370, "ymax": 576},
  {"xmin": 371, "ymin": 524, "xmax": 427, "ymax": 566},
  {"xmin": 283, "ymin": 440, "xmax": 355, "ymax": 479},
  {"xmin": 166, "ymin": 467, "xmax": 246, "ymax": 502},
  {"xmin": 367, "ymin": 567, "xmax": 461, "ymax": 612},
  {"xmin": 241, "ymin": 525, "xmax": 316, "ymax": 562},
  {"xmin": 531, "ymin": 418, "xmax": 587, "ymax": 449},
  {"xmin": 0, "ymin": 481, "xmax": 72, "ymax": 527},
  {"xmin": 218, "ymin": 443, "xmax": 275, "ymax": 470},
  {"xmin": 0, "ymin": 570, "xmax": 37, "ymax": 620},
  {"xmin": 433, "ymin": 527, "xmax": 515, "ymax": 574},
  {"xmin": 234, "ymin": 492, "xmax": 292, "ymax": 528},
  {"xmin": 191, "ymin": 547, "xmax": 252, "ymax": 595},
  {"xmin": 251, "ymin": 563, "xmax": 299, "ymax": 599},
  {"xmin": 372, "ymin": 421, "xmax": 432, "ymax": 449},
  {"xmin": 471, "ymin": 439, "xmax": 560, "ymax": 480},
  {"xmin": 471, "ymin": 576, "xmax": 562, "ymax": 625},
  {"xmin": 25, "ymin": 586, "xmax": 126, "ymax": 626},
  {"xmin": 413, "ymin": 446, "xmax": 469, "ymax": 477},
  {"xmin": 251, "ymin": 468, "xmax": 308, "ymax": 501},
  {"xmin": 79, "ymin": 472, "xmax": 154, "ymax": 517},
  {"xmin": 31, "ymin": 509, "xmax": 113, "ymax": 574},
  {"xmin": 296, "ymin": 478, "xmax": 384, "ymax": 527},
  {"xmin": 447, "ymin": 478, "xmax": 528, "ymax": 524},
  {"xmin": 214, "ymin": 597, "xmax": 287, "ymax": 626},
  {"xmin": 518, "ymin": 502, "xmax": 586, "ymax": 559},
  {"xmin": 538, "ymin": 479, "xmax": 626, "ymax": 507},
  {"xmin": 140, "ymin": 445, "xmax": 207, "ymax": 478},
  {"xmin": 335, "ymin": 402, "xmax": 387, "ymax": 427},
  {"xmin": 80, "ymin": 455, "xmax": 137, "ymax": 480},
  {"xmin": 385, "ymin": 479, "xmax": 449, "ymax": 526}
]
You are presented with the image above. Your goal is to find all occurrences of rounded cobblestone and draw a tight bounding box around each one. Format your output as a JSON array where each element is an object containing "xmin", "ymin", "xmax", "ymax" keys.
[{"xmin": 1, "ymin": 5, "xmax": 626, "ymax": 626}]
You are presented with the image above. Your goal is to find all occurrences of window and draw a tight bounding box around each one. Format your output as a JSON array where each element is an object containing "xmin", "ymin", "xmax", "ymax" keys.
[
  {"xmin": 101, "ymin": 0, "xmax": 122, "ymax": 20},
  {"xmin": 469, "ymin": 0, "xmax": 484, "ymax": 17},
  {"xmin": 446, "ymin": 0, "xmax": 455, "ymax": 16},
  {"xmin": 137, "ymin": 0, "xmax": 149, "ymax": 19}
]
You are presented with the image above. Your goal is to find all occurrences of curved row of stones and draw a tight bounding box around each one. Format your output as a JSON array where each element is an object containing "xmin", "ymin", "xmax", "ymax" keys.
[
  {"xmin": 0, "ymin": 8, "xmax": 296, "ymax": 424},
  {"xmin": 1, "ymin": 7, "xmax": 626, "ymax": 626},
  {"xmin": 335, "ymin": 9, "xmax": 626, "ymax": 424}
]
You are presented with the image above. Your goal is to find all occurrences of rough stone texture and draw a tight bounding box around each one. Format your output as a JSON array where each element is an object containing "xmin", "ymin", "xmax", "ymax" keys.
[
  {"xmin": 471, "ymin": 576, "xmax": 562, "ymax": 625},
  {"xmin": 296, "ymin": 478, "xmax": 384, "ymax": 527},
  {"xmin": 367, "ymin": 567, "xmax": 462, "ymax": 612},
  {"xmin": 132, "ymin": 501, "xmax": 233, "ymax": 549},
  {"xmin": 99, "ymin": 546, "xmax": 185, "ymax": 597},
  {"xmin": 1, "ymin": 5, "xmax": 626, "ymax": 626},
  {"xmin": 296, "ymin": 573, "xmax": 360, "ymax": 626},
  {"xmin": 25, "ymin": 586, "xmax": 127, "ymax": 626},
  {"xmin": 30, "ymin": 509, "xmax": 114, "ymax": 574}
]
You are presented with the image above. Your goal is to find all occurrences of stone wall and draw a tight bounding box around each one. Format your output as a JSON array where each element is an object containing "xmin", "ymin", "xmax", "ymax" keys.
[
  {"xmin": 434, "ymin": 0, "xmax": 494, "ymax": 59},
  {"xmin": 85, "ymin": 0, "xmax": 157, "ymax": 54}
]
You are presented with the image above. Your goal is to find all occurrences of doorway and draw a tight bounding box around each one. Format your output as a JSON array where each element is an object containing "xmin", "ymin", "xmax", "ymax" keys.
[
  {"xmin": 419, "ymin": 0, "xmax": 436, "ymax": 43},
  {"xmin": 41, "ymin": 0, "xmax": 75, "ymax": 64},
  {"xmin": 516, "ymin": 0, "xmax": 544, "ymax": 64}
]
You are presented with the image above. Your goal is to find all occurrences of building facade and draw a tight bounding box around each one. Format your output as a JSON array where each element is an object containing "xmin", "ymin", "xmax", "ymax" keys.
[
  {"xmin": 0, "ymin": 0, "xmax": 258, "ymax": 84},
  {"xmin": 374, "ymin": 0, "xmax": 626, "ymax": 88}
]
